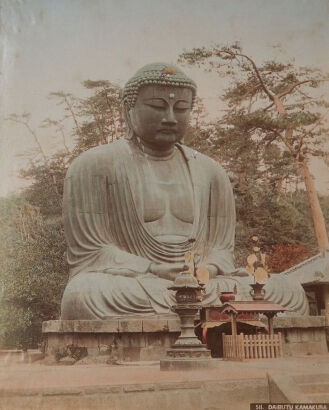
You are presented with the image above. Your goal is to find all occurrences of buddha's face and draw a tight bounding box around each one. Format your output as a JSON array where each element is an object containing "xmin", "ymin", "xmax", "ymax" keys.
[{"xmin": 129, "ymin": 85, "xmax": 192, "ymax": 149}]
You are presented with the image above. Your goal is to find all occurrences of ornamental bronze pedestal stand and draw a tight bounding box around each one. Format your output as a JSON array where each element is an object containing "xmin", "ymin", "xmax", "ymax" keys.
[{"xmin": 160, "ymin": 269, "xmax": 214, "ymax": 370}]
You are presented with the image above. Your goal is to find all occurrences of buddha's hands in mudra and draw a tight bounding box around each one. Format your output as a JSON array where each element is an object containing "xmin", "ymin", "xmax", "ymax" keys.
[
  {"xmin": 150, "ymin": 263, "xmax": 186, "ymax": 281},
  {"xmin": 150, "ymin": 262, "xmax": 219, "ymax": 281},
  {"xmin": 149, "ymin": 263, "xmax": 249, "ymax": 281}
]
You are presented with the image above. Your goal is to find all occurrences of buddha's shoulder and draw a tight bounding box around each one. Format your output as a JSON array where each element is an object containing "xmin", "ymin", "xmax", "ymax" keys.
[
  {"xmin": 67, "ymin": 140, "xmax": 129, "ymax": 173},
  {"xmin": 180, "ymin": 144, "xmax": 228, "ymax": 178}
]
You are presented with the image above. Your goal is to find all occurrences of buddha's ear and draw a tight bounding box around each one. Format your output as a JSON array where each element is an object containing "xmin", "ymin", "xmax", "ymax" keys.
[{"xmin": 123, "ymin": 104, "xmax": 135, "ymax": 140}]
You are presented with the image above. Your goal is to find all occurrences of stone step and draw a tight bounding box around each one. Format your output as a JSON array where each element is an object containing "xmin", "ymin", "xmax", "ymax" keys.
[
  {"xmin": 0, "ymin": 349, "xmax": 44, "ymax": 365},
  {"xmin": 300, "ymin": 382, "xmax": 329, "ymax": 394},
  {"xmin": 0, "ymin": 350, "xmax": 25, "ymax": 365},
  {"xmin": 293, "ymin": 373, "xmax": 329, "ymax": 384},
  {"xmin": 0, "ymin": 377, "xmax": 269, "ymax": 410},
  {"xmin": 268, "ymin": 372, "xmax": 329, "ymax": 404},
  {"xmin": 306, "ymin": 393, "xmax": 329, "ymax": 403}
]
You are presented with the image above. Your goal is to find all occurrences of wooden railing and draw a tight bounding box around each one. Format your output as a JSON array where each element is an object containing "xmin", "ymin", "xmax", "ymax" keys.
[{"xmin": 222, "ymin": 332, "xmax": 282, "ymax": 360}]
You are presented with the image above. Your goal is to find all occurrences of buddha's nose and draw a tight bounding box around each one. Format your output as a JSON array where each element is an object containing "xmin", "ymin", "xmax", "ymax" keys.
[{"xmin": 162, "ymin": 107, "xmax": 178, "ymax": 125}]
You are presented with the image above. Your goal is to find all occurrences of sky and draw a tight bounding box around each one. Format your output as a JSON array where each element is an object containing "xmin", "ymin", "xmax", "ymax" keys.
[{"xmin": 1, "ymin": 0, "xmax": 329, "ymax": 197}]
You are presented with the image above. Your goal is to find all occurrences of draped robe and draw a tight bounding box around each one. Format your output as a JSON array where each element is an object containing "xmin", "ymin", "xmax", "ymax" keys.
[{"xmin": 61, "ymin": 139, "xmax": 309, "ymax": 319}]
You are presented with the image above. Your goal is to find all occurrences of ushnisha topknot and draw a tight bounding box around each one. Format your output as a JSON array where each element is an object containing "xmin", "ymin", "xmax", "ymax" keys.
[{"xmin": 123, "ymin": 63, "xmax": 197, "ymax": 109}]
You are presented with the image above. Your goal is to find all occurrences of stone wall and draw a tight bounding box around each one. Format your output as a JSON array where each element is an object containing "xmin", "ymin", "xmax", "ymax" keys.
[
  {"xmin": 42, "ymin": 315, "xmax": 180, "ymax": 362},
  {"xmin": 43, "ymin": 315, "xmax": 329, "ymax": 362},
  {"xmin": 274, "ymin": 316, "xmax": 328, "ymax": 356}
]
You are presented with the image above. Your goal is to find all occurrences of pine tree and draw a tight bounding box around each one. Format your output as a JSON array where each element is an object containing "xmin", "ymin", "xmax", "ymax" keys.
[{"xmin": 179, "ymin": 44, "xmax": 329, "ymax": 252}]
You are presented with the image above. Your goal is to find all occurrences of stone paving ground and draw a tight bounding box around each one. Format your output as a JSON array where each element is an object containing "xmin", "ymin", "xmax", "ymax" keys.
[
  {"xmin": 0, "ymin": 354, "xmax": 328, "ymax": 391},
  {"xmin": 0, "ymin": 354, "xmax": 328, "ymax": 409}
]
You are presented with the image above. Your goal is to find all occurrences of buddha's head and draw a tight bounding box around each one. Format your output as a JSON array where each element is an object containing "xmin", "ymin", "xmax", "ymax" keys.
[{"xmin": 123, "ymin": 63, "xmax": 197, "ymax": 150}]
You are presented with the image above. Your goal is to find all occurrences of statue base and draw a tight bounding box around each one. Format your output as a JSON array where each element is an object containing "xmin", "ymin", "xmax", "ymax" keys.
[
  {"xmin": 166, "ymin": 343, "xmax": 211, "ymax": 359},
  {"xmin": 160, "ymin": 343, "xmax": 213, "ymax": 370},
  {"xmin": 274, "ymin": 316, "xmax": 328, "ymax": 356},
  {"xmin": 160, "ymin": 357, "xmax": 219, "ymax": 370},
  {"xmin": 42, "ymin": 315, "xmax": 180, "ymax": 362},
  {"xmin": 161, "ymin": 344, "xmax": 213, "ymax": 370}
]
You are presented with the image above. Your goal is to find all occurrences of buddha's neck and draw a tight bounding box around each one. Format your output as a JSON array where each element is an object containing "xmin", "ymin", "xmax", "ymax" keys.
[{"xmin": 137, "ymin": 139, "xmax": 176, "ymax": 159}]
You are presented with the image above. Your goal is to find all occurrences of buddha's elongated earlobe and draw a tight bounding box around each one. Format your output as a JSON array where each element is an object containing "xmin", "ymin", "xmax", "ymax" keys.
[{"xmin": 123, "ymin": 104, "xmax": 135, "ymax": 140}]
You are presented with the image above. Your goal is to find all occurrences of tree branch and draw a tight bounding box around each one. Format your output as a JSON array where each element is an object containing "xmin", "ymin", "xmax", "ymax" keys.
[
  {"xmin": 64, "ymin": 96, "xmax": 83, "ymax": 140},
  {"xmin": 6, "ymin": 116, "xmax": 61, "ymax": 198},
  {"xmin": 216, "ymin": 49, "xmax": 275, "ymax": 101},
  {"xmin": 278, "ymin": 80, "xmax": 313, "ymax": 99}
]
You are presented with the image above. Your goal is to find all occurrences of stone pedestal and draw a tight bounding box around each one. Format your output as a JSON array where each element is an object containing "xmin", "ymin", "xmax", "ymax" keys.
[
  {"xmin": 160, "ymin": 301, "xmax": 212, "ymax": 370},
  {"xmin": 160, "ymin": 357, "xmax": 220, "ymax": 370},
  {"xmin": 161, "ymin": 342, "xmax": 213, "ymax": 370},
  {"xmin": 322, "ymin": 284, "xmax": 329, "ymax": 317},
  {"xmin": 274, "ymin": 316, "xmax": 328, "ymax": 355},
  {"xmin": 42, "ymin": 315, "xmax": 180, "ymax": 362}
]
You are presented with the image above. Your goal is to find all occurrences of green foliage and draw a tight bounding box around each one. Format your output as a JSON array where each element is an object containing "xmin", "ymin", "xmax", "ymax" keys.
[
  {"xmin": 19, "ymin": 153, "xmax": 68, "ymax": 217},
  {"xmin": 74, "ymin": 81, "xmax": 123, "ymax": 153},
  {"xmin": 0, "ymin": 204, "xmax": 67, "ymax": 349},
  {"xmin": 234, "ymin": 188, "xmax": 319, "ymax": 266}
]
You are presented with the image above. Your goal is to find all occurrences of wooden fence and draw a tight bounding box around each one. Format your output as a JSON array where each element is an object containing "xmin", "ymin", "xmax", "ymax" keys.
[{"xmin": 222, "ymin": 332, "xmax": 282, "ymax": 360}]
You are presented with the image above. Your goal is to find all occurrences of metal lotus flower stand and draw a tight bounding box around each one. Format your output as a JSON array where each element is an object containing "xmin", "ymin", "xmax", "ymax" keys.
[
  {"xmin": 160, "ymin": 268, "xmax": 212, "ymax": 370},
  {"xmin": 249, "ymin": 282, "xmax": 266, "ymax": 301}
]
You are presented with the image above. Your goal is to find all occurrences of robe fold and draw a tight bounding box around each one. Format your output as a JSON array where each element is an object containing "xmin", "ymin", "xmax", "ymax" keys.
[{"xmin": 61, "ymin": 139, "xmax": 308, "ymax": 319}]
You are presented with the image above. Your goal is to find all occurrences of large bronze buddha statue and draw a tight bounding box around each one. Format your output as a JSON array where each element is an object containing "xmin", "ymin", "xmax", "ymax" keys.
[{"xmin": 61, "ymin": 63, "xmax": 308, "ymax": 319}]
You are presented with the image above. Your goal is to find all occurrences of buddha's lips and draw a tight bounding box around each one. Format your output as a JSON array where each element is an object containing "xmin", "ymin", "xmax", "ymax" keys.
[{"xmin": 158, "ymin": 128, "xmax": 177, "ymax": 134}]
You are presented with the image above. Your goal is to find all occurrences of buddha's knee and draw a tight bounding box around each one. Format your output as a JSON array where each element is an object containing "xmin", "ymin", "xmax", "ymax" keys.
[{"xmin": 61, "ymin": 273, "xmax": 103, "ymax": 319}]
